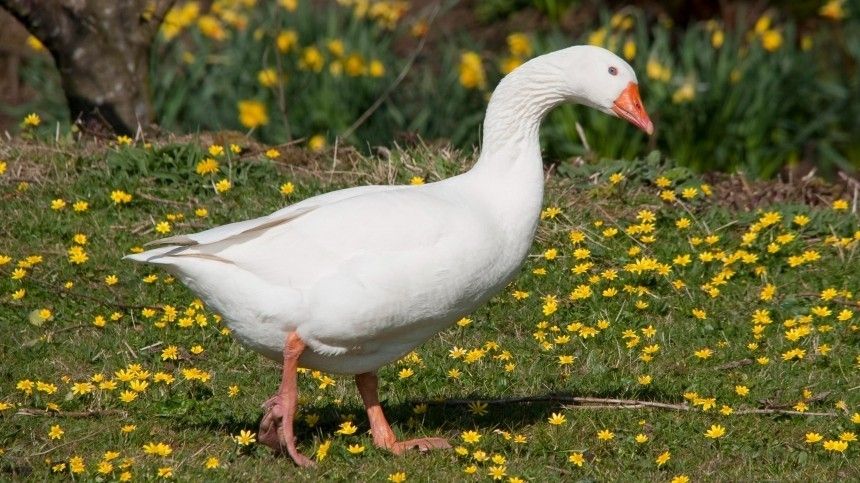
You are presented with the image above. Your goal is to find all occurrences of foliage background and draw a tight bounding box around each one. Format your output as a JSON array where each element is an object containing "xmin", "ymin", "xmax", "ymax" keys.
[{"xmin": 3, "ymin": 0, "xmax": 860, "ymax": 178}]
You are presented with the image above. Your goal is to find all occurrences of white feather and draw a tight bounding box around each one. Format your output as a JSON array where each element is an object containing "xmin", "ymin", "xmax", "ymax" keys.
[{"xmin": 125, "ymin": 46, "xmax": 640, "ymax": 374}]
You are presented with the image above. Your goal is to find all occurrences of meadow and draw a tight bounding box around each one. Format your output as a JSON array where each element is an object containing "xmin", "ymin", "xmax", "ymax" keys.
[{"xmin": 0, "ymin": 134, "xmax": 858, "ymax": 481}]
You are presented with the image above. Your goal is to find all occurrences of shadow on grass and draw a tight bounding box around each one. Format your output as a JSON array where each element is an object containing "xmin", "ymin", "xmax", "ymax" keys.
[{"xmin": 174, "ymin": 385, "xmax": 679, "ymax": 442}]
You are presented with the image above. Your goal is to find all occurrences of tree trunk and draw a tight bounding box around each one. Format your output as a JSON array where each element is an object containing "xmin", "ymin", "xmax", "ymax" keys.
[{"xmin": 0, "ymin": 0, "xmax": 175, "ymax": 134}]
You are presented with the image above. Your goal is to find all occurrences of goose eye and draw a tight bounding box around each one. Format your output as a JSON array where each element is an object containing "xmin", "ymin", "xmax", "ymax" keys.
[{"xmin": 608, "ymin": 66, "xmax": 618, "ymax": 76}]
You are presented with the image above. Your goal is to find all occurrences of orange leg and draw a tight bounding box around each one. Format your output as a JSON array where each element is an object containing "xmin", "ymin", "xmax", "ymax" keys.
[
  {"xmin": 258, "ymin": 332, "xmax": 314, "ymax": 467},
  {"xmin": 355, "ymin": 372, "xmax": 450, "ymax": 454}
]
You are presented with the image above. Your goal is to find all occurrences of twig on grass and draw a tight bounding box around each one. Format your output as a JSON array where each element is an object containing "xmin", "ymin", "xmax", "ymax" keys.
[
  {"xmin": 137, "ymin": 191, "xmax": 196, "ymax": 207},
  {"xmin": 16, "ymin": 408, "xmax": 127, "ymax": 418},
  {"xmin": 420, "ymin": 395, "xmax": 839, "ymax": 417},
  {"xmin": 795, "ymin": 293, "xmax": 858, "ymax": 306},
  {"xmin": 713, "ymin": 359, "xmax": 753, "ymax": 370},
  {"xmin": 29, "ymin": 431, "xmax": 101, "ymax": 457}
]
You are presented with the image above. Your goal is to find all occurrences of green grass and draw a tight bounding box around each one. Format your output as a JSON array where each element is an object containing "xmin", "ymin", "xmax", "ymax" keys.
[{"xmin": 0, "ymin": 138, "xmax": 858, "ymax": 481}]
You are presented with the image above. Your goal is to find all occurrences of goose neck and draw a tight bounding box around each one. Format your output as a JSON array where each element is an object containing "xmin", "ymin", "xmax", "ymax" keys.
[{"xmin": 477, "ymin": 62, "xmax": 567, "ymax": 160}]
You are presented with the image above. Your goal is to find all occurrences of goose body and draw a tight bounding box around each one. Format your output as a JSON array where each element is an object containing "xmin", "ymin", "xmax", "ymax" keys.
[
  {"xmin": 126, "ymin": 45, "xmax": 653, "ymax": 464},
  {"xmin": 129, "ymin": 138, "xmax": 545, "ymax": 374}
]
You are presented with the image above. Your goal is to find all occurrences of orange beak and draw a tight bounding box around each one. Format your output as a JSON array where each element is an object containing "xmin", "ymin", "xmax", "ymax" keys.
[{"xmin": 612, "ymin": 82, "xmax": 654, "ymax": 135}]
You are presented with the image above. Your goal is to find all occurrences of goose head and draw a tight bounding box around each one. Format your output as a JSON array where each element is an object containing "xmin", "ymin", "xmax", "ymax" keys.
[
  {"xmin": 480, "ymin": 45, "xmax": 653, "ymax": 155},
  {"xmin": 555, "ymin": 45, "xmax": 653, "ymax": 135}
]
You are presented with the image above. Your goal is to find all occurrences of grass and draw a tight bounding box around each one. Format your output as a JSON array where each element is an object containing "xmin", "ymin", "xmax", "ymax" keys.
[{"xmin": 0, "ymin": 137, "xmax": 858, "ymax": 481}]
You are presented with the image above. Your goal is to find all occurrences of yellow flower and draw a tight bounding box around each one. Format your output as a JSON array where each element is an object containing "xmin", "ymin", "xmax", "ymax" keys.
[
  {"xmin": 69, "ymin": 456, "xmax": 85, "ymax": 473},
  {"xmin": 196, "ymin": 158, "xmax": 219, "ymax": 175},
  {"xmin": 116, "ymin": 135, "xmax": 133, "ymax": 146},
  {"xmin": 234, "ymin": 429, "xmax": 256, "ymax": 446},
  {"xmin": 638, "ymin": 375, "xmax": 652, "ymax": 385},
  {"xmin": 308, "ymin": 134, "xmax": 326, "ymax": 152},
  {"xmin": 694, "ymin": 348, "xmax": 713, "ymax": 359},
  {"xmin": 67, "ymin": 246, "xmax": 89, "ymax": 264},
  {"xmin": 735, "ymin": 385, "xmax": 750, "ymax": 396},
  {"xmin": 623, "ymin": 40, "xmax": 636, "ymax": 60},
  {"xmin": 597, "ymin": 429, "xmax": 614, "ymax": 441},
  {"xmin": 832, "ymin": 199, "xmax": 848, "ymax": 210},
  {"xmin": 347, "ymin": 444, "xmax": 365, "ymax": 454},
  {"xmin": 500, "ymin": 56, "xmax": 522, "ymax": 75},
  {"xmin": 656, "ymin": 450, "xmax": 670, "ymax": 466},
  {"xmin": 97, "ymin": 461, "xmax": 113, "ymax": 474},
  {"xmin": 704, "ymin": 424, "xmax": 726, "ymax": 439},
  {"xmin": 299, "ymin": 46, "xmax": 325, "ymax": 72},
  {"xmin": 672, "ymin": 80, "xmax": 696, "ymax": 104},
  {"xmin": 488, "ymin": 465, "xmax": 507, "ymax": 480},
  {"xmin": 279, "ymin": 0, "xmax": 297, "ymax": 11},
  {"xmin": 143, "ymin": 442, "xmax": 173, "ymax": 456},
  {"xmin": 388, "ymin": 472, "xmax": 407, "ymax": 483},
  {"xmin": 461, "ymin": 430, "xmax": 481, "ymax": 444},
  {"xmin": 839, "ymin": 431, "xmax": 857, "ymax": 442},
  {"xmin": 208, "ymin": 144, "xmax": 224, "ymax": 157},
  {"xmin": 23, "ymin": 113, "xmax": 41, "ymax": 126},
  {"xmin": 48, "ymin": 424, "xmax": 64, "ymax": 440},
  {"xmin": 761, "ymin": 30, "xmax": 783, "ymax": 52},
  {"xmin": 336, "ymin": 421, "xmax": 358, "ymax": 435},
  {"xmin": 276, "ymin": 30, "xmax": 298, "ymax": 53},
  {"xmin": 646, "ymin": 58, "xmax": 671, "ymax": 82},
  {"xmin": 155, "ymin": 221, "xmax": 171, "ymax": 234},
  {"xmin": 568, "ymin": 451, "xmax": 585, "ymax": 466},
  {"xmin": 547, "ymin": 412, "xmax": 566, "ymax": 425},
  {"xmin": 327, "ymin": 39, "xmax": 345, "ymax": 57},
  {"xmin": 819, "ymin": 0, "xmax": 846, "ymax": 20},
  {"xmin": 237, "ymin": 100, "xmax": 268, "ymax": 129},
  {"xmin": 635, "ymin": 433, "xmax": 649, "ymax": 443},
  {"xmin": 506, "ymin": 33, "xmax": 532, "ymax": 57},
  {"xmin": 26, "ymin": 35, "xmax": 45, "ymax": 51},
  {"xmin": 110, "ymin": 189, "xmax": 133, "ymax": 204},
  {"xmin": 280, "ymin": 182, "xmax": 295, "ymax": 196},
  {"xmin": 712, "ymin": 29, "xmax": 725, "ymax": 48},
  {"xmin": 822, "ymin": 440, "xmax": 848, "ymax": 452},
  {"xmin": 157, "ymin": 466, "xmax": 173, "ymax": 478},
  {"xmin": 369, "ymin": 60, "xmax": 386, "ymax": 77},
  {"xmin": 681, "ymin": 187, "xmax": 698, "ymax": 199},
  {"xmin": 204, "ymin": 457, "xmax": 220, "ymax": 469},
  {"xmin": 459, "ymin": 51, "xmax": 486, "ymax": 90},
  {"xmin": 51, "ymin": 199, "xmax": 66, "ymax": 210},
  {"xmin": 805, "ymin": 432, "xmax": 823, "ymax": 444},
  {"xmin": 588, "ymin": 28, "xmax": 607, "ymax": 47},
  {"xmin": 257, "ymin": 68, "xmax": 279, "ymax": 88},
  {"xmin": 214, "ymin": 179, "xmax": 232, "ymax": 193},
  {"xmin": 345, "ymin": 53, "xmax": 365, "ymax": 76},
  {"xmin": 398, "ymin": 367, "xmax": 414, "ymax": 379},
  {"xmin": 409, "ymin": 176, "xmax": 425, "ymax": 185}
]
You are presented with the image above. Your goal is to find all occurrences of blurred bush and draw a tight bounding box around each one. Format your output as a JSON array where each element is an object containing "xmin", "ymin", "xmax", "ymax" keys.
[{"xmin": 9, "ymin": 0, "xmax": 860, "ymax": 177}]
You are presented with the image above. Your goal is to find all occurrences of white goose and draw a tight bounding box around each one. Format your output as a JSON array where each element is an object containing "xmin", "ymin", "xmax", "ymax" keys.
[{"xmin": 127, "ymin": 45, "xmax": 652, "ymax": 466}]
